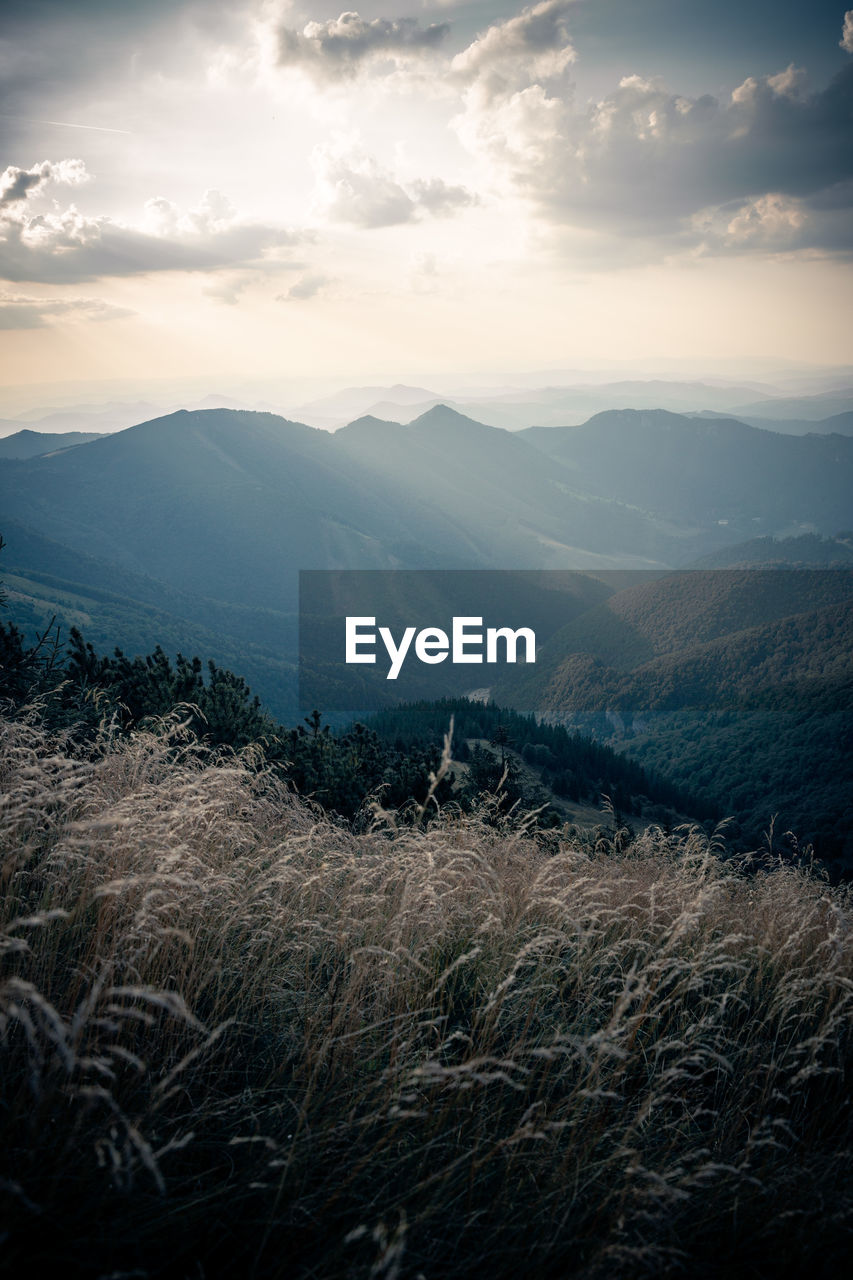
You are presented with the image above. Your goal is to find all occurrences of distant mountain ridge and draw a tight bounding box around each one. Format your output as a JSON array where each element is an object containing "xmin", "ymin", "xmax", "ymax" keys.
[
  {"xmin": 521, "ymin": 409, "xmax": 853, "ymax": 535},
  {"xmin": 0, "ymin": 429, "xmax": 105, "ymax": 459},
  {"xmin": 2, "ymin": 403, "xmax": 852, "ymax": 720},
  {"xmin": 690, "ymin": 409, "xmax": 853, "ymax": 437},
  {"xmin": 730, "ymin": 388, "xmax": 853, "ymax": 421}
]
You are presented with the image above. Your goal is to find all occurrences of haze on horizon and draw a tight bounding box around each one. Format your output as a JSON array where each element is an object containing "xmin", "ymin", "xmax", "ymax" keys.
[{"xmin": 1, "ymin": 0, "xmax": 852, "ymax": 392}]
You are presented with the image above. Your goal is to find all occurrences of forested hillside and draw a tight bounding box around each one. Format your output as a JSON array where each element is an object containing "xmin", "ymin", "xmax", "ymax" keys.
[{"xmin": 495, "ymin": 571, "xmax": 853, "ymax": 865}]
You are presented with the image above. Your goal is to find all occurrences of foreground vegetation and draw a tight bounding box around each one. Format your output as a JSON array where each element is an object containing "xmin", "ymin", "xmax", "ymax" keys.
[{"xmin": 1, "ymin": 712, "xmax": 851, "ymax": 1278}]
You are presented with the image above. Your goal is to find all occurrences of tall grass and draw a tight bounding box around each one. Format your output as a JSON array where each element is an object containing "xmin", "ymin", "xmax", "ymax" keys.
[{"xmin": 1, "ymin": 711, "xmax": 851, "ymax": 1278}]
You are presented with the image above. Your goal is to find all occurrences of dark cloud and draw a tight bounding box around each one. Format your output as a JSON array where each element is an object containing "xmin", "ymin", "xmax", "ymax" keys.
[
  {"xmin": 277, "ymin": 11, "xmax": 450, "ymax": 81},
  {"xmin": 453, "ymin": 1, "xmax": 853, "ymax": 256},
  {"xmin": 557, "ymin": 64, "xmax": 853, "ymax": 234},
  {"xmin": 546, "ymin": 65, "xmax": 852, "ymax": 226},
  {"xmin": 0, "ymin": 159, "xmax": 87, "ymax": 208}
]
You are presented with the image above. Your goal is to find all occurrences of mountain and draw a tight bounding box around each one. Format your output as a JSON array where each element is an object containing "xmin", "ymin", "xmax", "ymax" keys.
[
  {"xmin": 731, "ymin": 388, "xmax": 853, "ymax": 421},
  {"xmin": 0, "ymin": 409, "xmax": 490, "ymax": 612},
  {"xmin": 302, "ymin": 379, "xmax": 781, "ymax": 433},
  {"xmin": 294, "ymin": 383, "xmax": 443, "ymax": 427},
  {"xmin": 687, "ymin": 533, "xmax": 853, "ymax": 568},
  {"xmin": 686, "ymin": 409, "xmax": 850, "ymax": 440},
  {"xmin": 491, "ymin": 569, "xmax": 853, "ymax": 866},
  {"xmin": 803, "ymin": 410, "xmax": 853, "ymax": 434},
  {"xmin": 691, "ymin": 409, "xmax": 853, "ymax": 436},
  {"xmin": 3, "ymin": 402, "xmax": 851, "ymax": 861},
  {"xmin": 521, "ymin": 409, "xmax": 853, "ymax": 537},
  {"xmin": 369, "ymin": 380, "xmax": 777, "ymax": 432},
  {"xmin": 1, "ymin": 518, "xmax": 300, "ymax": 720},
  {"xmin": 1, "ymin": 406, "xmax": 643, "ymax": 714},
  {"xmin": 13, "ymin": 400, "xmax": 162, "ymax": 434},
  {"xmin": 495, "ymin": 569, "xmax": 853, "ymax": 693},
  {"xmin": 0, "ymin": 429, "xmax": 105, "ymax": 459},
  {"xmin": 333, "ymin": 405, "xmax": 686, "ymax": 567},
  {"xmin": 3, "ymin": 404, "xmax": 852, "ymax": 726}
]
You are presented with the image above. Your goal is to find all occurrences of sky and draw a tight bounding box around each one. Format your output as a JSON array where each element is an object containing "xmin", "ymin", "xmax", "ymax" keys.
[{"xmin": 1, "ymin": 0, "xmax": 852, "ymax": 393}]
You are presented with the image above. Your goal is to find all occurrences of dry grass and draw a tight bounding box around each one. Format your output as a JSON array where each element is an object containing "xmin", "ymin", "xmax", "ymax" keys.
[{"xmin": 1, "ymin": 710, "xmax": 851, "ymax": 1279}]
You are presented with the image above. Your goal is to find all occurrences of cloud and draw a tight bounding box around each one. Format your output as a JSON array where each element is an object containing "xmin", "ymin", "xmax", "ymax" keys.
[
  {"xmin": 408, "ymin": 250, "xmax": 441, "ymax": 293},
  {"xmin": 276, "ymin": 11, "xmax": 450, "ymax": 82},
  {"xmin": 451, "ymin": 0, "xmax": 576, "ymax": 101},
  {"xmin": 407, "ymin": 177, "xmax": 477, "ymax": 217},
  {"xmin": 0, "ymin": 159, "xmax": 88, "ymax": 209},
  {"xmin": 278, "ymin": 272, "xmax": 332, "ymax": 301},
  {"xmin": 448, "ymin": 4, "xmax": 853, "ymax": 257},
  {"xmin": 842, "ymin": 11, "xmax": 853, "ymax": 55},
  {"xmin": 311, "ymin": 138, "xmax": 475, "ymax": 228},
  {"xmin": 0, "ymin": 162, "xmax": 304, "ymax": 283},
  {"xmin": 694, "ymin": 181, "xmax": 853, "ymax": 257},
  {"xmin": 0, "ymin": 291, "xmax": 133, "ymax": 329}
]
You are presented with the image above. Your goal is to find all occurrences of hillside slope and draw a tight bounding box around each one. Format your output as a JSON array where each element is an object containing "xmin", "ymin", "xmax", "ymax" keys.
[
  {"xmin": 522, "ymin": 409, "xmax": 853, "ymax": 537},
  {"xmin": 493, "ymin": 570, "xmax": 853, "ymax": 863}
]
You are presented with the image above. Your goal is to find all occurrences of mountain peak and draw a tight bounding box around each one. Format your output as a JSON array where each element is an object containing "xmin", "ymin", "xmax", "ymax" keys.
[
  {"xmin": 337, "ymin": 413, "xmax": 404, "ymax": 435},
  {"xmin": 409, "ymin": 403, "xmax": 503, "ymax": 434}
]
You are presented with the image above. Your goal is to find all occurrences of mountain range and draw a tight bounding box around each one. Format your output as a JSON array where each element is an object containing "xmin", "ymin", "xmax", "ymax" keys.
[
  {"xmin": 1, "ymin": 400, "xmax": 851, "ymax": 863},
  {"xmin": 0, "ymin": 429, "xmax": 105, "ymax": 459},
  {"xmin": 7, "ymin": 380, "xmax": 853, "ymax": 438},
  {"xmin": 1, "ymin": 403, "xmax": 851, "ymax": 721}
]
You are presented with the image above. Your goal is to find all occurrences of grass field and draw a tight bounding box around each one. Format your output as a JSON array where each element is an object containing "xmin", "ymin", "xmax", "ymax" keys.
[{"xmin": 1, "ymin": 710, "xmax": 851, "ymax": 1278}]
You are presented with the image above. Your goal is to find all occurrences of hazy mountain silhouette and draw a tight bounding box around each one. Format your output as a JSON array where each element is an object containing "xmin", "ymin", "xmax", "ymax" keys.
[
  {"xmin": 521, "ymin": 409, "xmax": 853, "ymax": 536},
  {"xmin": 691, "ymin": 409, "xmax": 853, "ymax": 436},
  {"xmin": 731, "ymin": 388, "xmax": 853, "ymax": 421},
  {"xmin": 2, "ymin": 403, "xmax": 852, "ymax": 720},
  {"xmin": 0, "ymin": 429, "xmax": 104, "ymax": 459},
  {"xmin": 0, "ymin": 409, "xmax": 488, "ymax": 611},
  {"xmin": 4, "ymin": 404, "xmax": 852, "ymax": 612},
  {"xmin": 334, "ymin": 404, "xmax": 688, "ymax": 567}
]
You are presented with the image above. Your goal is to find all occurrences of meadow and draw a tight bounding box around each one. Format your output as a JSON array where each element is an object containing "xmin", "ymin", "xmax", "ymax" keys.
[{"xmin": 1, "ymin": 709, "xmax": 851, "ymax": 1278}]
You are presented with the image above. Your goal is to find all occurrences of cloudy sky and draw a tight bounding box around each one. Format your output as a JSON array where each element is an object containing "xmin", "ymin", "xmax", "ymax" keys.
[{"xmin": 1, "ymin": 0, "xmax": 852, "ymax": 389}]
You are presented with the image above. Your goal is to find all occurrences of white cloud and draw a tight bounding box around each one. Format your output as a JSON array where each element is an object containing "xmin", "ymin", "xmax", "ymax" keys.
[
  {"xmin": 451, "ymin": 0, "xmax": 576, "ymax": 102},
  {"xmin": 311, "ymin": 137, "xmax": 475, "ymax": 228},
  {"xmin": 276, "ymin": 10, "xmax": 450, "ymax": 82},
  {"xmin": 0, "ymin": 291, "xmax": 132, "ymax": 329},
  {"xmin": 724, "ymin": 193, "xmax": 806, "ymax": 246},
  {"xmin": 408, "ymin": 250, "xmax": 441, "ymax": 293},
  {"xmin": 842, "ymin": 10, "xmax": 853, "ymax": 54},
  {"xmin": 0, "ymin": 162, "xmax": 305, "ymax": 283},
  {"xmin": 692, "ymin": 182, "xmax": 853, "ymax": 258},
  {"xmin": 0, "ymin": 158, "xmax": 88, "ymax": 209},
  {"xmin": 279, "ymin": 271, "xmax": 332, "ymax": 301}
]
